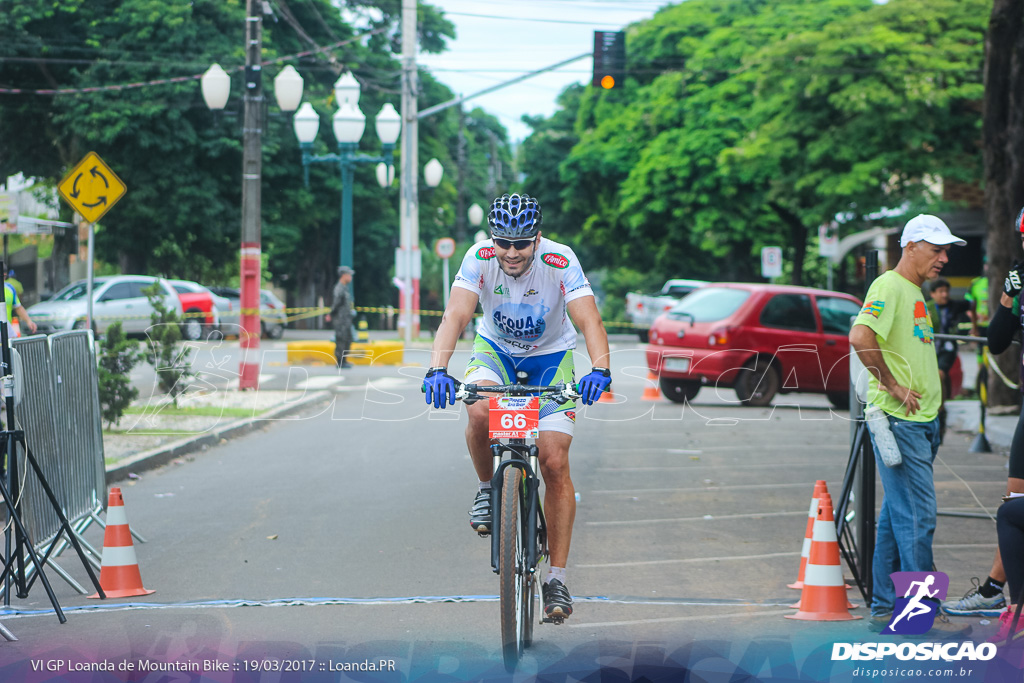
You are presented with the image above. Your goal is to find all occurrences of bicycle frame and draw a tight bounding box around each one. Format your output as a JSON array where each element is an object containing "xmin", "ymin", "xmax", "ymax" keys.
[{"xmin": 456, "ymin": 381, "xmax": 576, "ymax": 579}]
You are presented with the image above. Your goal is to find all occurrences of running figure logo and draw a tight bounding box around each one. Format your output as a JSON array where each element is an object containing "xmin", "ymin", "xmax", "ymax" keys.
[{"xmin": 885, "ymin": 571, "xmax": 949, "ymax": 635}]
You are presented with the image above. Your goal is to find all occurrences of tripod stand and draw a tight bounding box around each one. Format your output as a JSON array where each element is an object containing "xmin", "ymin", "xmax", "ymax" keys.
[
  {"xmin": 0, "ymin": 265, "xmax": 105, "ymax": 639},
  {"xmin": 834, "ymin": 416, "xmax": 876, "ymax": 605}
]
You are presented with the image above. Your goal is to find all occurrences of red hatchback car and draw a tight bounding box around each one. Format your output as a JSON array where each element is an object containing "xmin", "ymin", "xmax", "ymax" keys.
[{"xmin": 645, "ymin": 283, "xmax": 863, "ymax": 407}]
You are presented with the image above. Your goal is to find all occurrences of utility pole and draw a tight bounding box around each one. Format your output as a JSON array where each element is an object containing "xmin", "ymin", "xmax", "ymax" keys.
[
  {"xmin": 400, "ymin": 0, "xmax": 419, "ymax": 341},
  {"xmin": 238, "ymin": 0, "xmax": 263, "ymax": 389}
]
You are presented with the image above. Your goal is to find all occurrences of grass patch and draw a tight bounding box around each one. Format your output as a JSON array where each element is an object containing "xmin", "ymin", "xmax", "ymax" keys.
[{"xmin": 122, "ymin": 406, "xmax": 265, "ymax": 418}]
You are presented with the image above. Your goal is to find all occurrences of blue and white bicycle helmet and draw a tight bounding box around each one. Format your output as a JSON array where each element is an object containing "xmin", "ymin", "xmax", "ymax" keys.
[{"xmin": 487, "ymin": 193, "xmax": 542, "ymax": 238}]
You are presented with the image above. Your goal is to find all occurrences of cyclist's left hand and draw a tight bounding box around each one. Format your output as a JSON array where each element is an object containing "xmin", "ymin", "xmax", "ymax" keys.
[{"xmin": 577, "ymin": 367, "xmax": 611, "ymax": 405}]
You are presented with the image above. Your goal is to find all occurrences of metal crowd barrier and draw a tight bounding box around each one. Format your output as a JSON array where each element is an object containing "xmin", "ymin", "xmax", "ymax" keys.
[{"xmin": 6, "ymin": 330, "xmax": 108, "ymax": 594}]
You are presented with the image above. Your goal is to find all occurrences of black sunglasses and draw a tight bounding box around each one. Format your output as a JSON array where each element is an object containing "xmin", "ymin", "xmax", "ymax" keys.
[{"xmin": 492, "ymin": 237, "xmax": 535, "ymax": 251}]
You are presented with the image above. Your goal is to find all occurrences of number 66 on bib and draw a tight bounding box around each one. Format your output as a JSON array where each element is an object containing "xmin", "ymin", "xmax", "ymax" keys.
[{"xmin": 488, "ymin": 396, "xmax": 540, "ymax": 439}]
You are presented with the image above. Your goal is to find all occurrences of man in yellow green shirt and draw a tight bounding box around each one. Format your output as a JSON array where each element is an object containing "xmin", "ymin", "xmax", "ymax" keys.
[
  {"xmin": 850, "ymin": 214, "xmax": 969, "ymax": 635},
  {"xmin": 4, "ymin": 281, "xmax": 36, "ymax": 337},
  {"xmin": 966, "ymin": 265, "xmax": 990, "ymax": 338}
]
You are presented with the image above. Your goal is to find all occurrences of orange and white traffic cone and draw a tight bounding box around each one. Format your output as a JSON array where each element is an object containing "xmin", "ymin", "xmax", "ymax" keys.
[
  {"xmin": 88, "ymin": 487, "xmax": 155, "ymax": 599},
  {"xmin": 598, "ymin": 388, "xmax": 616, "ymax": 403},
  {"xmin": 641, "ymin": 371, "xmax": 662, "ymax": 401},
  {"xmin": 788, "ymin": 480, "xmax": 827, "ymax": 590},
  {"xmin": 786, "ymin": 492, "xmax": 860, "ymax": 621}
]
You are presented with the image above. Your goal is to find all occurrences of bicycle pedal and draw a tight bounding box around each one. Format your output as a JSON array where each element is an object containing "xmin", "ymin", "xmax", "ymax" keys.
[
  {"xmin": 475, "ymin": 528, "xmax": 491, "ymax": 538},
  {"xmin": 542, "ymin": 616, "xmax": 566, "ymax": 625}
]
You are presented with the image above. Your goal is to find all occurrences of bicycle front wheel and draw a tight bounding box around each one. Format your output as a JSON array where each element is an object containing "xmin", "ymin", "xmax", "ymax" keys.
[{"xmin": 499, "ymin": 466, "xmax": 525, "ymax": 672}]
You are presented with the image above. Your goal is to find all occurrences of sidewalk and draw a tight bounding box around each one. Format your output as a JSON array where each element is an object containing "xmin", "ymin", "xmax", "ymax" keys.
[{"xmin": 102, "ymin": 388, "xmax": 330, "ymax": 483}]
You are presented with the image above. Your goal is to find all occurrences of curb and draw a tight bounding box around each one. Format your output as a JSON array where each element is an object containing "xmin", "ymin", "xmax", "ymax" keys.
[{"xmin": 104, "ymin": 390, "xmax": 333, "ymax": 484}]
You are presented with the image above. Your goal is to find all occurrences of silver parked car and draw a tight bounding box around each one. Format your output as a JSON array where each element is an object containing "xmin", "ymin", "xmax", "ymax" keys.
[{"xmin": 28, "ymin": 275, "xmax": 184, "ymax": 337}]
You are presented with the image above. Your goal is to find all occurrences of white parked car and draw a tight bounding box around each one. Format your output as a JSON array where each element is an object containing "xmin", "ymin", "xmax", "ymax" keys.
[{"xmin": 28, "ymin": 275, "xmax": 184, "ymax": 337}]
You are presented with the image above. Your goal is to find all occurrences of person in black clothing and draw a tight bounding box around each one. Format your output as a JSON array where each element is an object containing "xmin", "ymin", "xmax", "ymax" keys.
[
  {"xmin": 991, "ymin": 497, "xmax": 1024, "ymax": 642},
  {"xmin": 926, "ymin": 278, "xmax": 969, "ymax": 437},
  {"xmin": 943, "ymin": 210, "xmax": 1024, "ymax": 617}
]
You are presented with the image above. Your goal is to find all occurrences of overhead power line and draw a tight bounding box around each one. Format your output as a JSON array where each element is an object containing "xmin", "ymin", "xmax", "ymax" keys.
[{"xmin": 0, "ymin": 27, "xmax": 388, "ymax": 97}]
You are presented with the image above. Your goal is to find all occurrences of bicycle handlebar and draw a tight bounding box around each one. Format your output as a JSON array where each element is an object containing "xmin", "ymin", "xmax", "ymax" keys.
[{"xmin": 456, "ymin": 382, "xmax": 580, "ymax": 405}]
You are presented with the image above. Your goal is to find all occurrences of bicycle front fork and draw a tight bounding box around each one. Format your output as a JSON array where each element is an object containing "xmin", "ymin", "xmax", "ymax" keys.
[{"xmin": 489, "ymin": 442, "xmax": 542, "ymax": 575}]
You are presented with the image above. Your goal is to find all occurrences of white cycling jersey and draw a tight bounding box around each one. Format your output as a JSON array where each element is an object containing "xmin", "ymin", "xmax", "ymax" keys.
[{"xmin": 451, "ymin": 237, "xmax": 595, "ymax": 356}]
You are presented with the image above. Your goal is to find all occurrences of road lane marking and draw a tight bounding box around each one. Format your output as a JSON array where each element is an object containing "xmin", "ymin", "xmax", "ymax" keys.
[
  {"xmin": 586, "ymin": 510, "xmax": 806, "ymax": 526},
  {"xmin": 292, "ymin": 375, "xmax": 344, "ymax": 390},
  {"xmin": 597, "ymin": 465, "xmax": 845, "ymax": 472},
  {"xmin": 589, "ymin": 483, "xmax": 811, "ymax": 495},
  {"xmin": 577, "ymin": 550, "xmax": 800, "ymax": 569},
  {"xmin": 0, "ymin": 595, "xmax": 795, "ymax": 619},
  {"xmin": 567, "ymin": 608, "xmax": 793, "ymax": 629}
]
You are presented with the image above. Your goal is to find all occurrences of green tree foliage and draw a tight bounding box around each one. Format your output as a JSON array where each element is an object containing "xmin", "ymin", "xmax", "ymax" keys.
[
  {"xmin": 97, "ymin": 321, "xmax": 143, "ymax": 428},
  {"xmin": 0, "ymin": 0, "xmax": 511, "ymax": 316},
  {"xmin": 521, "ymin": 0, "xmax": 987, "ymax": 290},
  {"xmin": 141, "ymin": 283, "xmax": 193, "ymax": 402}
]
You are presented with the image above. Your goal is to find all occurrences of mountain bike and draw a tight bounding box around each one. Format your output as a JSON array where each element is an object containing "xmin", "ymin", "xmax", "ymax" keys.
[{"xmin": 456, "ymin": 376, "xmax": 579, "ymax": 672}]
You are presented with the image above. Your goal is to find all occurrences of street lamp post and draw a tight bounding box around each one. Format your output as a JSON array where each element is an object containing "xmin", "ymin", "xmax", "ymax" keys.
[
  {"xmin": 291, "ymin": 74, "xmax": 401, "ymax": 271},
  {"xmin": 201, "ymin": 4, "xmax": 304, "ymax": 389}
]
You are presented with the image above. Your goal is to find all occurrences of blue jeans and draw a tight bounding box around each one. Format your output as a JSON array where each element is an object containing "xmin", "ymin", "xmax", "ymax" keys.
[{"xmin": 867, "ymin": 414, "xmax": 940, "ymax": 615}]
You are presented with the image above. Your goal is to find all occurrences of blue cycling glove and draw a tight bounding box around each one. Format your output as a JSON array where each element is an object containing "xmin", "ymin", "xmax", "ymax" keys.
[
  {"xmin": 423, "ymin": 366, "xmax": 458, "ymax": 409},
  {"xmin": 577, "ymin": 367, "xmax": 611, "ymax": 405}
]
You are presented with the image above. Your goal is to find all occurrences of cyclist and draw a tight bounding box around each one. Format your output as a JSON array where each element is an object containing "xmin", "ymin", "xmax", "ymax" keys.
[{"xmin": 423, "ymin": 193, "xmax": 611, "ymax": 621}]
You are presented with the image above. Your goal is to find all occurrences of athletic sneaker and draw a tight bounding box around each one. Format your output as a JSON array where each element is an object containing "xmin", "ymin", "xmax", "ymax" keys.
[
  {"xmin": 542, "ymin": 579, "xmax": 573, "ymax": 620},
  {"xmin": 941, "ymin": 578, "xmax": 1007, "ymax": 617},
  {"xmin": 988, "ymin": 609, "xmax": 1024, "ymax": 644},
  {"xmin": 469, "ymin": 489, "xmax": 492, "ymax": 535}
]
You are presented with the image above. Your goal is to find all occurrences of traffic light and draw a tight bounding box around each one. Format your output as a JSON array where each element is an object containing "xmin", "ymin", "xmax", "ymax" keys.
[{"xmin": 592, "ymin": 31, "xmax": 626, "ymax": 89}]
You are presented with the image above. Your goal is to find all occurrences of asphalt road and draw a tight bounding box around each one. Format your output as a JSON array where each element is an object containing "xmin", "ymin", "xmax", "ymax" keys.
[{"xmin": 1, "ymin": 341, "xmax": 1020, "ymax": 681}]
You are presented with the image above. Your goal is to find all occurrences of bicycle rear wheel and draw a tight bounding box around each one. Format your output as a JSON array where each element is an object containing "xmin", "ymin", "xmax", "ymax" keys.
[{"xmin": 499, "ymin": 466, "xmax": 525, "ymax": 672}]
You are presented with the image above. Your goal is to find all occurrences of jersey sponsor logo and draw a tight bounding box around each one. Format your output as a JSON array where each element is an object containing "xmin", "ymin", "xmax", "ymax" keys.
[
  {"xmin": 525, "ymin": 288, "xmax": 538, "ymax": 297},
  {"xmin": 492, "ymin": 303, "xmax": 550, "ymax": 341},
  {"xmin": 476, "ymin": 246, "xmax": 496, "ymax": 260},
  {"xmin": 541, "ymin": 252, "xmax": 569, "ymax": 269},
  {"xmin": 494, "ymin": 283, "xmax": 510, "ymax": 297},
  {"xmin": 862, "ymin": 300, "xmax": 884, "ymax": 318},
  {"xmin": 565, "ymin": 411, "xmax": 576, "ymax": 422}
]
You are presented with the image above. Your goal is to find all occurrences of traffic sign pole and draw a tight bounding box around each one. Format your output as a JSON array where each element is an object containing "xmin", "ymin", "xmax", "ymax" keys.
[{"xmin": 85, "ymin": 218, "xmax": 94, "ymax": 331}]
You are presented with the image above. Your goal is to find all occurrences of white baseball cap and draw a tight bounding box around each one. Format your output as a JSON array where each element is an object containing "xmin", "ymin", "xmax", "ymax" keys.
[{"xmin": 900, "ymin": 214, "xmax": 966, "ymax": 248}]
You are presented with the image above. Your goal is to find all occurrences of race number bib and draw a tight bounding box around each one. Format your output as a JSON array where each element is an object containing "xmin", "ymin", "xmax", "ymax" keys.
[{"xmin": 488, "ymin": 396, "xmax": 540, "ymax": 439}]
